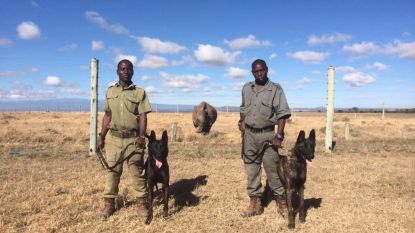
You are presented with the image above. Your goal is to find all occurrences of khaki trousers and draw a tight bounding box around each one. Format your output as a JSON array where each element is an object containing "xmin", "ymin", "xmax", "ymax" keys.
[
  {"xmin": 103, "ymin": 134, "xmax": 147, "ymax": 198},
  {"xmin": 243, "ymin": 129, "xmax": 285, "ymax": 197}
]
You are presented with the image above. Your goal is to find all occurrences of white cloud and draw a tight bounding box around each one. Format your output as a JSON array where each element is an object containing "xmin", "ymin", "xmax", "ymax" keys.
[
  {"xmin": 0, "ymin": 88, "xmax": 56, "ymax": 100},
  {"xmin": 0, "ymin": 71, "xmax": 25, "ymax": 77},
  {"xmin": 30, "ymin": 0, "xmax": 39, "ymax": 7},
  {"xmin": 224, "ymin": 34, "xmax": 272, "ymax": 50},
  {"xmin": 307, "ymin": 32, "xmax": 352, "ymax": 46},
  {"xmin": 141, "ymin": 75, "xmax": 150, "ymax": 81},
  {"xmin": 268, "ymin": 68, "xmax": 277, "ymax": 76},
  {"xmin": 226, "ymin": 67, "xmax": 249, "ymax": 79},
  {"xmin": 194, "ymin": 44, "xmax": 241, "ymax": 66},
  {"xmin": 383, "ymin": 40, "xmax": 415, "ymax": 59},
  {"xmin": 343, "ymin": 72, "xmax": 376, "ymax": 87},
  {"xmin": 92, "ymin": 40, "xmax": 105, "ymax": 51},
  {"xmin": 58, "ymin": 43, "xmax": 78, "ymax": 52},
  {"xmin": 171, "ymin": 55, "xmax": 197, "ymax": 67},
  {"xmin": 366, "ymin": 61, "xmax": 389, "ymax": 71},
  {"xmin": 137, "ymin": 37, "xmax": 186, "ymax": 54},
  {"xmin": 286, "ymin": 51, "xmax": 329, "ymax": 64},
  {"xmin": 293, "ymin": 77, "xmax": 312, "ymax": 90},
  {"xmin": 402, "ymin": 32, "xmax": 411, "ymax": 37},
  {"xmin": 145, "ymin": 85, "xmax": 161, "ymax": 93},
  {"xmin": 336, "ymin": 66, "xmax": 358, "ymax": 73},
  {"xmin": 342, "ymin": 42, "xmax": 379, "ymax": 57},
  {"xmin": 43, "ymin": 76, "xmax": 77, "ymax": 87},
  {"xmin": 59, "ymin": 88, "xmax": 88, "ymax": 95},
  {"xmin": 85, "ymin": 11, "xmax": 129, "ymax": 35},
  {"xmin": 0, "ymin": 67, "xmax": 38, "ymax": 77},
  {"xmin": 115, "ymin": 54, "xmax": 137, "ymax": 66},
  {"xmin": 0, "ymin": 37, "xmax": 13, "ymax": 47},
  {"xmin": 160, "ymin": 71, "xmax": 208, "ymax": 92},
  {"xmin": 17, "ymin": 21, "xmax": 41, "ymax": 40},
  {"xmin": 232, "ymin": 82, "xmax": 246, "ymax": 91},
  {"xmin": 269, "ymin": 53, "xmax": 277, "ymax": 60},
  {"xmin": 136, "ymin": 54, "xmax": 168, "ymax": 69},
  {"xmin": 43, "ymin": 76, "xmax": 63, "ymax": 86},
  {"xmin": 10, "ymin": 80, "xmax": 33, "ymax": 90}
]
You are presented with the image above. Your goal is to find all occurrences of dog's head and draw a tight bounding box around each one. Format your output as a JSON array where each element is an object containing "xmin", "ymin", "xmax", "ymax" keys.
[
  {"xmin": 294, "ymin": 129, "xmax": 316, "ymax": 163},
  {"xmin": 147, "ymin": 130, "xmax": 168, "ymax": 168}
]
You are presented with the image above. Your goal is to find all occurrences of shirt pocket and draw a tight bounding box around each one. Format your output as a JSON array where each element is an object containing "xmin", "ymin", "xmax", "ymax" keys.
[
  {"xmin": 124, "ymin": 96, "xmax": 139, "ymax": 114},
  {"xmin": 107, "ymin": 94, "xmax": 118, "ymax": 111},
  {"xmin": 259, "ymin": 99, "xmax": 273, "ymax": 118}
]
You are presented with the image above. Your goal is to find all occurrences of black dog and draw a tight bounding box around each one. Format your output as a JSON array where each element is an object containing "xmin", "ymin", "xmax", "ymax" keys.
[
  {"xmin": 277, "ymin": 129, "xmax": 315, "ymax": 229},
  {"xmin": 145, "ymin": 130, "xmax": 169, "ymax": 224}
]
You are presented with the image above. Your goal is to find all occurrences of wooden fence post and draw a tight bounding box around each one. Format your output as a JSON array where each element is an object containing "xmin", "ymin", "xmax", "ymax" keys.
[
  {"xmin": 89, "ymin": 58, "xmax": 98, "ymax": 156},
  {"xmin": 325, "ymin": 66, "xmax": 335, "ymax": 153}
]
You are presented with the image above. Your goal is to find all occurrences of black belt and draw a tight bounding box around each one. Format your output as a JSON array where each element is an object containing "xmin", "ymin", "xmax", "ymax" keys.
[
  {"xmin": 245, "ymin": 124, "xmax": 275, "ymax": 133},
  {"xmin": 110, "ymin": 130, "xmax": 138, "ymax": 138}
]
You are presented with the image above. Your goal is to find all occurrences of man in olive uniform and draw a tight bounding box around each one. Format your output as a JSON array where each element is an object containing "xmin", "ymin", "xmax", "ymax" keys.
[
  {"xmin": 97, "ymin": 59, "xmax": 151, "ymax": 219},
  {"xmin": 238, "ymin": 59, "xmax": 291, "ymax": 218}
]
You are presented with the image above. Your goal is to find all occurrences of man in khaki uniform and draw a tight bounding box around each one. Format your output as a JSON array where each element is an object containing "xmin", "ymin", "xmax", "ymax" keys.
[
  {"xmin": 97, "ymin": 59, "xmax": 151, "ymax": 219},
  {"xmin": 238, "ymin": 59, "xmax": 291, "ymax": 218}
]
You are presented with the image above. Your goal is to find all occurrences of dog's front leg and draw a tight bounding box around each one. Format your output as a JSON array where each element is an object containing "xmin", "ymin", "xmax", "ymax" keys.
[
  {"xmin": 299, "ymin": 186, "xmax": 305, "ymax": 223},
  {"xmin": 163, "ymin": 180, "xmax": 169, "ymax": 218},
  {"xmin": 145, "ymin": 179, "xmax": 154, "ymax": 224},
  {"xmin": 287, "ymin": 187, "xmax": 295, "ymax": 229}
]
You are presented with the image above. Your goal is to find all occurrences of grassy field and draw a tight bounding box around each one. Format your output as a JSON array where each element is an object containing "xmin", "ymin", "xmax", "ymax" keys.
[{"xmin": 0, "ymin": 111, "xmax": 414, "ymax": 233}]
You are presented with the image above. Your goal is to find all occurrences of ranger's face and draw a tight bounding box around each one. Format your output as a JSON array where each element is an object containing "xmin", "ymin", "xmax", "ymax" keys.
[{"xmin": 117, "ymin": 62, "xmax": 134, "ymax": 82}]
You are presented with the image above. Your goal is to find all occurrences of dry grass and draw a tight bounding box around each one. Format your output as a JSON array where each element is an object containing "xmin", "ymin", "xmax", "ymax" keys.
[{"xmin": 0, "ymin": 111, "xmax": 414, "ymax": 233}]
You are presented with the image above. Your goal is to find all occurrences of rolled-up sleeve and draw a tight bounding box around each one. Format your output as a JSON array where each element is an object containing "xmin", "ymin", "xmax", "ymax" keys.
[
  {"xmin": 240, "ymin": 86, "xmax": 246, "ymax": 114},
  {"xmin": 104, "ymin": 90, "xmax": 110, "ymax": 113},
  {"xmin": 138, "ymin": 90, "xmax": 152, "ymax": 114},
  {"xmin": 274, "ymin": 87, "xmax": 291, "ymax": 119}
]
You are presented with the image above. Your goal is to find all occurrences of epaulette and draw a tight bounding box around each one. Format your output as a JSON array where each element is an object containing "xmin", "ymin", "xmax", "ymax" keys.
[
  {"xmin": 269, "ymin": 81, "xmax": 281, "ymax": 89},
  {"xmin": 107, "ymin": 81, "xmax": 117, "ymax": 88},
  {"xmin": 243, "ymin": 82, "xmax": 253, "ymax": 88}
]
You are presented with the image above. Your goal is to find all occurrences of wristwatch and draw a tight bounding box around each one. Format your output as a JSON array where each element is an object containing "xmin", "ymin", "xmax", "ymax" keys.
[{"xmin": 276, "ymin": 132, "xmax": 284, "ymax": 141}]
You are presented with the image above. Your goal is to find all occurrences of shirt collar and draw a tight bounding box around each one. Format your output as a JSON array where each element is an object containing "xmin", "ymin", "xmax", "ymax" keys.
[
  {"xmin": 250, "ymin": 79, "xmax": 272, "ymax": 91},
  {"xmin": 115, "ymin": 81, "xmax": 136, "ymax": 90}
]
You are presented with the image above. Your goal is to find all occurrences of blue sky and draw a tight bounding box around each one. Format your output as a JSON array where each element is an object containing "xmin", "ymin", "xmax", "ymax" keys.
[{"xmin": 0, "ymin": 0, "xmax": 414, "ymax": 108}]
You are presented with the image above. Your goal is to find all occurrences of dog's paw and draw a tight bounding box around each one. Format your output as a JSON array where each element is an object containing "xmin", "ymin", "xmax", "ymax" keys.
[{"xmin": 288, "ymin": 223, "xmax": 295, "ymax": 229}]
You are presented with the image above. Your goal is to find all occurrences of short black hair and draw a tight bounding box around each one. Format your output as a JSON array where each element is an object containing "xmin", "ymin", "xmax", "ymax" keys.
[
  {"xmin": 251, "ymin": 59, "xmax": 267, "ymax": 70},
  {"xmin": 117, "ymin": 59, "xmax": 134, "ymax": 70}
]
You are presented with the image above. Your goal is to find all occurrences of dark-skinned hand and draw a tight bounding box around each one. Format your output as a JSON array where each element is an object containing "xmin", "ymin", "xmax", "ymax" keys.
[
  {"xmin": 136, "ymin": 136, "xmax": 146, "ymax": 149},
  {"xmin": 97, "ymin": 134, "xmax": 105, "ymax": 150},
  {"xmin": 271, "ymin": 137, "xmax": 282, "ymax": 151}
]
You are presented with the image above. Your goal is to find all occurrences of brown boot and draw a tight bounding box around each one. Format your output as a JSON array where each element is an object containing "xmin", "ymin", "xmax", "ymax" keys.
[
  {"xmin": 240, "ymin": 196, "xmax": 264, "ymax": 217},
  {"xmin": 136, "ymin": 197, "xmax": 148, "ymax": 217},
  {"xmin": 100, "ymin": 198, "xmax": 116, "ymax": 220},
  {"xmin": 275, "ymin": 194, "xmax": 288, "ymax": 218}
]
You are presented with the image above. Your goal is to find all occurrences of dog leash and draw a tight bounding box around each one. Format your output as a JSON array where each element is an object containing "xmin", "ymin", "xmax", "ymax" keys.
[
  {"xmin": 97, "ymin": 142, "xmax": 145, "ymax": 172},
  {"xmin": 242, "ymin": 140, "xmax": 273, "ymax": 164}
]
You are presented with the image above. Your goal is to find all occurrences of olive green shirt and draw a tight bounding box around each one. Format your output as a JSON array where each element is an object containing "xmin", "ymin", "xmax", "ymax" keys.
[
  {"xmin": 240, "ymin": 79, "xmax": 291, "ymax": 129},
  {"xmin": 104, "ymin": 82, "xmax": 151, "ymax": 132}
]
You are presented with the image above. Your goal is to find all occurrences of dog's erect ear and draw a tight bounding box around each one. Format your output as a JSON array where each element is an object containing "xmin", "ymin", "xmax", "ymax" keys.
[
  {"xmin": 309, "ymin": 129, "xmax": 316, "ymax": 142},
  {"xmin": 161, "ymin": 130, "xmax": 168, "ymax": 144},
  {"xmin": 149, "ymin": 130, "xmax": 156, "ymax": 141},
  {"xmin": 297, "ymin": 130, "xmax": 306, "ymax": 143}
]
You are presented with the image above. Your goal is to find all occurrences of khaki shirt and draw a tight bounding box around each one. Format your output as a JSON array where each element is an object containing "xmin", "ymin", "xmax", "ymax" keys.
[
  {"xmin": 240, "ymin": 80, "xmax": 291, "ymax": 129},
  {"xmin": 104, "ymin": 82, "xmax": 151, "ymax": 132}
]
